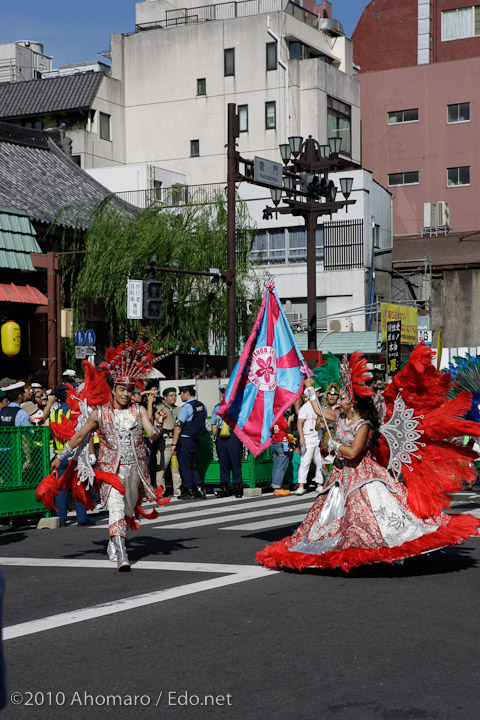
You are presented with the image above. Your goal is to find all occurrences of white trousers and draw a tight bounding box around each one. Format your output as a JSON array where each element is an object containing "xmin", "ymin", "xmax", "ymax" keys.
[{"xmin": 298, "ymin": 434, "xmax": 324, "ymax": 486}]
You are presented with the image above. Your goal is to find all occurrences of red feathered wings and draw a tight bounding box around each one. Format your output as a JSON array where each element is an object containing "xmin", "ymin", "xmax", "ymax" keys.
[{"xmin": 374, "ymin": 343, "xmax": 480, "ymax": 518}]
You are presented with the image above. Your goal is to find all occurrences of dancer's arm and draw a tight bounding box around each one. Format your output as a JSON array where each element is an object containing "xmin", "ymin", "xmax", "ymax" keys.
[
  {"xmin": 50, "ymin": 409, "xmax": 99, "ymax": 471},
  {"xmin": 331, "ymin": 424, "xmax": 369, "ymax": 460}
]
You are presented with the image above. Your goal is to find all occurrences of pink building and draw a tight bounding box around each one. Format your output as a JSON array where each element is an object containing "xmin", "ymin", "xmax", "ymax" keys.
[{"xmin": 353, "ymin": 0, "xmax": 480, "ymax": 236}]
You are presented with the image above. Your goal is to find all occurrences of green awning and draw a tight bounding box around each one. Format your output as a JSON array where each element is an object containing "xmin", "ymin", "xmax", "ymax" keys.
[
  {"xmin": 0, "ymin": 206, "xmax": 41, "ymax": 271},
  {"xmin": 296, "ymin": 331, "xmax": 381, "ymax": 355}
]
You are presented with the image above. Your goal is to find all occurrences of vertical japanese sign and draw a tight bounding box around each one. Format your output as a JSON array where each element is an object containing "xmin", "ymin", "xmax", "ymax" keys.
[
  {"xmin": 387, "ymin": 320, "xmax": 401, "ymax": 376},
  {"xmin": 127, "ymin": 279, "xmax": 143, "ymax": 320}
]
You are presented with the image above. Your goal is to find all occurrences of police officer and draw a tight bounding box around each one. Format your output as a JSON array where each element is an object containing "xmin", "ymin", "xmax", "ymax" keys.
[
  {"xmin": 50, "ymin": 386, "xmax": 90, "ymax": 527},
  {"xmin": 172, "ymin": 385, "xmax": 207, "ymax": 499},
  {"xmin": 211, "ymin": 382, "xmax": 243, "ymax": 498},
  {"xmin": 0, "ymin": 382, "xmax": 30, "ymax": 427}
]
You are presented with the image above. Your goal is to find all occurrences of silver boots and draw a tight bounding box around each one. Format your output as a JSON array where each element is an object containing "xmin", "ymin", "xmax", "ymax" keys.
[{"xmin": 111, "ymin": 536, "xmax": 130, "ymax": 571}]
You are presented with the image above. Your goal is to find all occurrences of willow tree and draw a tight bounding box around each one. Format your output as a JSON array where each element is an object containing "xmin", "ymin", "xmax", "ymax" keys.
[{"xmin": 69, "ymin": 194, "xmax": 264, "ymax": 357}]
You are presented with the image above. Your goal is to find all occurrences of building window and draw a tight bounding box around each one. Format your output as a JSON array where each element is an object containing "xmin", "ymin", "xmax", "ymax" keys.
[
  {"xmin": 190, "ymin": 139, "xmax": 199, "ymax": 157},
  {"xmin": 327, "ymin": 96, "xmax": 351, "ymax": 155},
  {"xmin": 252, "ymin": 229, "xmax": 285, "ymax": 264},
  {"xmin": 316, "ymin": 227, "xmax": 324, "ymax": 263},
  {"xmin": 197, "ymin": 78, "xmax": 206, "ymax": 95},
  {"xmin": 171, "ymin": 184, "xmax": 189, "ymax": 206},
  {"xmin": 72, "ymin": 155, "xmax": 81, "ymax": 167},
  {"xmin": 238, "ymin": 105, "xmax": 248, "ymax": 132},
  {"xmin": 387, "ymin": 108, "xmax": 419, "ymax": 125},
  {"xmin": 265, "ymin": 101, "xmax": 276, "ymax": 130},
  {"xmin": 266, "ymin": 42, "xmax": 277, "ymax": 71},
  {"xmin": 288, "ymin": 229, "xmax": 306, "ymax": 263},
  {"xmin": 99, "ymin": 112, "xmax": 111, "ymax": 141},
  {"xmin": 447, "ymin": 166, "xmax": 470, "ymax": 186},
  {"xmin": 388, "ymin": 171, "xmax": 419, "ymax": 186},
  {"xmin": 224, "ymin": 48, "xmax": 235, "ymax": 77},
  {"xmin": 441, "ymin": 6, "xmax": 480, "ymax": 41},
  {"xmin": 447, "ymin": 102, "xmax": 470, "ymax": 123}
]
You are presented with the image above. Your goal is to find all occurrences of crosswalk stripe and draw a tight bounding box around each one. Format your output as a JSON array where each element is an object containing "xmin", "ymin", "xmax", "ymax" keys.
[
  {"xmin": 151, "ymin": 502, "xmax": 313, "ymax": 529},
  {"xmin": 222, "ymin": 513, "xmax": 308, "ymax": 531},
  {"xmin": 90, "ymin": 493, "xmax": 313, "ymax": 528}
]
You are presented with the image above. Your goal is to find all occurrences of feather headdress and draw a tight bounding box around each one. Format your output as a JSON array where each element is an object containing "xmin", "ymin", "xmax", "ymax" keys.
[{"xmin": 340, "ymin": 351, "xmax": 374, "ymax": 400}]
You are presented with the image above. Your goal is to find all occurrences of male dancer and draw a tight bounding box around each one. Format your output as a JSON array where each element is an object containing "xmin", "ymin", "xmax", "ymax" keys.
[{"xmin": 52, "ymin": 362, "xmax": 167, "ymax": 571}]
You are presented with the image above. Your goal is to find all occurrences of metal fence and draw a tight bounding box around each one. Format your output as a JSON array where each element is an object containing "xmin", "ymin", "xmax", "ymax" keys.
[
  {"xmin": 136, "ymin": 0, "xmax": 318, "ymax": 30},
  {"xmin": 115, "ymin": 183, "xmax": 226, "ymax": 209},
  {"xmin": 323, "ymin": 219, "xmax": 364, "ymax": 271},
  {"xmin": 0, "ymin": 426, "xmax": 50, "ymax": 517}
]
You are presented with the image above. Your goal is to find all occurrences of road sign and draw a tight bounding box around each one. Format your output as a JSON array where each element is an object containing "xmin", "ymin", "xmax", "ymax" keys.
[
  {"xmin": 418, "ymin": 330, "xmax": 432, "ymax": 344},
  {"xmin": 254, "ymin": 156, "xmax": 283, "ymax": 188},
  {"xmin": 75, "ymin": 345, "xmax": 87, "ymax": 359},
  {"xmin": 85, "ymin": 329, "xmax": 96, "ymax": 346},
  {"xmin": 127, "ymin": 279, "xmax": 143, "ymax": 320},
  {"xmin": 75, "ymin": 329, "xmax": 85, "ymax": 346}
]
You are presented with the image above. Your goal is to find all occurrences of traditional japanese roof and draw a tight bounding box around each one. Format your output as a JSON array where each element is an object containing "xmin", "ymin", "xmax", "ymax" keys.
[
  {"xmin": 393, "ymin": 233, "xmax": 480, "ymax": 269},
  {"xmin": 0, "ymin": 72, "xmax": 104, "ymax": 119},
  {"xmin": 0, "ymin": 206, "xmax": 41, "ymax": 271},
  {"xmin": 0, "ymin": 282, "xmax": 47, "ymax": 304},
  {"xmin": 0, "ymin": 122, "xmax": 135, "ymax": 231}
]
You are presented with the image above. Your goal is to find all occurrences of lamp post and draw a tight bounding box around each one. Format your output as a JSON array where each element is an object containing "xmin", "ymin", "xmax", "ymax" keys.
[{"xmin": 263, "ymin": 134, "xmax": 356, "ymax": 349}]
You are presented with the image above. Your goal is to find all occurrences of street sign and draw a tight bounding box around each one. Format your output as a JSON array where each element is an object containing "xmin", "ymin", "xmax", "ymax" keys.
[
  {"xmin": 254, "ymin": 156, "xmax": 283, "ymax": 188},
  {"xmin": 418, "ymin": 330, "xmax": 432, "ymax": 344},
  {"xmin": 75, "ymin": 345, "xmax": 87, "ymax": 359},
  {"xmin": 127, "ymin": 279, "xmax": 143, "ymax": 320},
  {"xmin": 75, "ymin": 329, "xmax": 85, "ymax": 346},
  {"xmin": 85, "ymin": 329, "xmax": 96, "ymax": 347}
]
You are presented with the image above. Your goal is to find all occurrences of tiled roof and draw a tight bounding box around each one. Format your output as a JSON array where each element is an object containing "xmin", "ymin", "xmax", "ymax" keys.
[
  {"xmin": 0, "ymin": 206, "xmax": 41, "ymax": 271},
  {"xmin": 0, "ymin": 72, "xmax": 104, "ymax": 119},
  {"xmin": 296, "ymin": 331, "xmax": 381, "ymax": 354},
  {"xmin": 393, "ymin": 233, "xmax": 480, "ymax": 268},
  {"xmin": 0, "ymin": 122, "xmax": 135, "ymax": 230}
]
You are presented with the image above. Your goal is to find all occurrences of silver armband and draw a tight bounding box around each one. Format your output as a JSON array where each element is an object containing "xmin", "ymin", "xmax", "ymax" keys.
[
  {"xmin": 153, "ymin": 420, "xmax": 162, "ymax": 433},
  {"xmin": 56, "ymin": 441, "xmax": 74, "ymax": 461}
]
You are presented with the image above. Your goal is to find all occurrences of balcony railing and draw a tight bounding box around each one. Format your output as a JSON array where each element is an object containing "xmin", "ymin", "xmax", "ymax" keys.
[
  {"xmin": 115, "ymin": 183, "xmax": 226, "ymax": 209},
  {"xmin": 136, "ymin": 0, "xmax": 318, "ymax": 31},
  {"xmin": 324, "ymin": 219, "xmax": 363, "ymax": 270}
]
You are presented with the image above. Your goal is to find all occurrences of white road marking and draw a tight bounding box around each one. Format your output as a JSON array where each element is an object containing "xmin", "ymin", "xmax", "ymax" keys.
[
  {"xmin": 150, "ymin": 502, "xmax": 313, "ymax": 529},
  {"xmin": 1, "ymin": 558, "xmax": 275, "ymax": 640},
  {"xmin": 90, "ymin": 493, "xmax": 309, "ymax": 528},
  {"xmin": 221, "ymin": 513, "xmax": 308, "ymax": 531}
]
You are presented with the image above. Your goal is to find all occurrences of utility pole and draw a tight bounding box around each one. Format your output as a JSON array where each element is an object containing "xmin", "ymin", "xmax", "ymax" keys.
[{"xmin": 226, "ymin": 103, "xmax": 239, "ymax": 375}]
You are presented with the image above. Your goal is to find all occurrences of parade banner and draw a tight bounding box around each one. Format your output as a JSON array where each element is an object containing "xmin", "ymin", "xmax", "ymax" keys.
[
  {"xmin": 387, "ymin": 320, "xmax": 401, "ymax": 375},
  {"xmin": 380, "ymin": 303, "xmax": 418, "ymax": 344},
  {"xmin": 218, "ymin": 282, "xmax": 306, "ymax": 456}
]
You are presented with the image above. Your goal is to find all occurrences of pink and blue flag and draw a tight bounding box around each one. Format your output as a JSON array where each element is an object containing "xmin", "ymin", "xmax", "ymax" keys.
[{"xmin": 218, "ymin": 281, "xmax": 307, "ymax": 456}]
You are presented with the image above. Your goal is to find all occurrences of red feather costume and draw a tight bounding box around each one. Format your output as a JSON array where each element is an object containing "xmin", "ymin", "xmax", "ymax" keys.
[{"xmin": 256, "ymin": 345, "xmax": 480, "ymax": 572}]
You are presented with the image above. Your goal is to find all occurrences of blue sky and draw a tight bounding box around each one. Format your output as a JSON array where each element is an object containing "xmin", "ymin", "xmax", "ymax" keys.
[{"xmin": 1, "ymin": 0, "xmax": 370, "ymax": 68}]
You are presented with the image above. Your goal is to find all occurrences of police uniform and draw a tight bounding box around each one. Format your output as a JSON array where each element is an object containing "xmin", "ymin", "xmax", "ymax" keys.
[
  {"xmin": 51, "ymin": 402, "xmax": 88, "ymax": 526},
  {"xmin": 211, "ymin": 398, "xmax": 243, "ymax": 497},
  {"xmin": 175, "ymin": 389, "xmax": 207, "ymax": 498}
]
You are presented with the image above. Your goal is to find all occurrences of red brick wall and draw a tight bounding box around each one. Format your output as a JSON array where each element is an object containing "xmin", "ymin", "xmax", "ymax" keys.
[
  {"xmin": 434, "ymin": 0, "xmax": 480, "ymax": 62},
  {"xmin": 352, "ymin": 0, "xmax": 419, "ymax": 73}
]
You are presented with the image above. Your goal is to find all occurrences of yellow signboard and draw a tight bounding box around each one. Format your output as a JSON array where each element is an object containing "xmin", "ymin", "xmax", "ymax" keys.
[{"xmin": 380, "ymin": 303, "xmax": 418, "ymax": 345}]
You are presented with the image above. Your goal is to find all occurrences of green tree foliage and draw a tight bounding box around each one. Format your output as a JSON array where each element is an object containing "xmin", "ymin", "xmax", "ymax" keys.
[{"xmin": 70, "ymin": 194, "xmax": 264, "ymax": 356}]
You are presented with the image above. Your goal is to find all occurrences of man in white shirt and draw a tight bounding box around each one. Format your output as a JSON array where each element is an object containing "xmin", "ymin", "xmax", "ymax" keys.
[{"xmin": 295, "ymin": 398, "xmax": 324, "ymax": 495}]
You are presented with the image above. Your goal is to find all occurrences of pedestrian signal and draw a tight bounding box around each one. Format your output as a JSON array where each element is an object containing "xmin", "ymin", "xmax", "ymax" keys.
[{"xmin": 143, "ymin": 280, "xmax": 162, "ymax": 320}]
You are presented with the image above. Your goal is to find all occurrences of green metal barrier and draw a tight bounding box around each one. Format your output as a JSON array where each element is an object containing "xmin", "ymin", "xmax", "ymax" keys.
[
  {"xmin": 0, "ymin": 426, "xmax": 51, "ymax": 518},
  {"xmin": 197, "ymin": 420, "xmax": 273, "ymax": 488}
]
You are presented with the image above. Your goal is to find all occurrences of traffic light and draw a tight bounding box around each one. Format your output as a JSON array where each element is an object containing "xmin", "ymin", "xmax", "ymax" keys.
[{"xmin": 143, "ymin": 280, "xmax": 162, "ymax": 320}]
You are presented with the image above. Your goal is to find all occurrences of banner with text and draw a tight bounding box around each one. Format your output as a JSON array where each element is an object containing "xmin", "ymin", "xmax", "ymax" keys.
[{"xmin": 380, "ymin": 303, "xmax": 418, "ymax": 345}]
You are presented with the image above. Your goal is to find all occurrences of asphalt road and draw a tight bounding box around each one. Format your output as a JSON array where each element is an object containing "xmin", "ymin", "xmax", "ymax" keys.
[{"xmin": 1, "ymin": 490, "xmax": 480, "ymax": 720}]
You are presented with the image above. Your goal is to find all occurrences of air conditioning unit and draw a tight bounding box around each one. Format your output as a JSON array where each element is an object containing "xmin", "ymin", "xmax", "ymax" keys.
[
  {"xmin": 437, "ymin": 201, "xmax": 450, "ymax": 228},
  {"xmin": 423, "ymin": 202, "xmax": 437, "ymax": 228},
  {"xmin": 328, "ymin": 317, "xmax": 352, "ymax": 333}
]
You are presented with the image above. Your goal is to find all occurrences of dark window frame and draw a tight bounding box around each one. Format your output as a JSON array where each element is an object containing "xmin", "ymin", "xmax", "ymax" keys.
[
  {"xmin": 190, "ymin": 139, "xmax": 200, "ymax": 157},
  {"xmin": 447, "ymin": 165, "xmax": 470, "ymax": 187},
  {"xmin": 224, "ymin": 48, "xmax": 235, "ymax": 77},
  {"xmin": 197, "ymin": 78, "xmax": 206, "ymax": 96},
  {"xmin": 447, "ymin": 102, "xmax": 470, "ymax": 124},
  {"xmin": 266, "ymin": 42, "xmax": 277, "ymax": 71},
  {"xmin": 265, "ymin": 101, "xmax": 276, "ymax": 130},
  {"xmin": 388, "ymin": 171, "xmax": 420, "ymax": 186},
  {"xmin": 238, "ymin": 104, "xmax": 248, "ymax": 133},
  {"xmin": 99, "ymin": 112, "xmax": 111, "ymax": 141},
  {"xmin": 387, "ymin": 108, "xmax": 419, "ymax": 125}
]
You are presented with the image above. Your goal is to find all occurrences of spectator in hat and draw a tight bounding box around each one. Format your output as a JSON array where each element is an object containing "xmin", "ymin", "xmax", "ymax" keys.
[
  {"xmin": 0, "ymin": 391, "xmax": 7, "ymax": 411},
  {"xmin": 172, "ymin": 385, "xmax": 207, "ymax": 499},
  {"xmin": 0, "ymin": 378, "xmax": 15, "ymax": 389},
  {"xmin": 0, "ymin": 383, "xmax": 30, "ymax": 426},
  {"xmin": 211, "ymin": 382, "xmax": 243, "ymax": 498}
]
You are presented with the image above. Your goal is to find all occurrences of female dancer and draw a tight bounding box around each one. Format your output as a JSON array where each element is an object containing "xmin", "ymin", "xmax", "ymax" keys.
[{"xmin": 256, "ymin": 347, "xmax": 480, "ymax": 572}]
